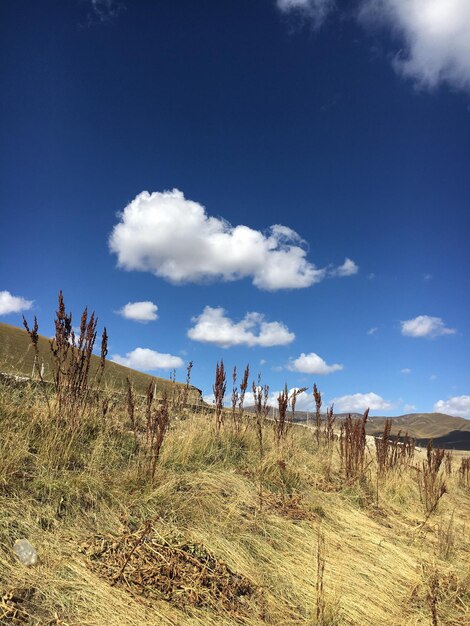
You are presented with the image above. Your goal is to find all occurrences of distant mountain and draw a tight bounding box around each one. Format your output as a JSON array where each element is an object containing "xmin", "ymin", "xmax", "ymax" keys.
[{"xmin": 244, "ymin": 406, "xmax": 470, "ymax": 450}]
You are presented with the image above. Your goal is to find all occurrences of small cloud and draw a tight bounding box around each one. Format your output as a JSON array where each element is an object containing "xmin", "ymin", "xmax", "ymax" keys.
[
  {"xmin": 260, "ymin": 359, "xmax": 267, "ymax": 365},
  {"xmin": 288, "ymin": 352, "xmax": 343, "ymax": 375},
  {"xmin": 430, "ymin": 374, "xmax": 438, "ymax": 381},
  {"xmin": 401, "ymin": 368, "xmax": 412, "ymax": 374},
  {"xmin": 433, "ymin": 395, "xmax": 470, "ymax": 419},
  {"xmin": 0, "ymin": 290, "xmax": 33, "ymax": 315},
  {"xmin": 116, "ymin": 301, "xmax": 159, "ymax": 323},
  {"xmin": 368, "ymin": 273, "xmax": 376, "ymax": 280},
  {"xmin": 111, "ymin": 347, "xmax": 183, "ymax": 371},
  {"xmin": 367, "ymin": 327, "xmax": 378, "ymax": 335},
  {"xmin": 403, "ymin": 403, "xmax": 416, "ymax": 412},
  {"xmin": 187, "ymin": 306, "xmax": 295, "ymax": 348},
  {"xmin": 424, "ymin": 274, "xmax": 433, "ymax": 281},
  {"xmin": 401, "ymin": 315, "xmax": 456, "ymax": 338},
  {"xmin": 329, "ymin": 257, "xmax": 359, "ymax": 278},
  {"xmin": 86, "ymin": 0, "xmax": 125, "ymax": 25},
  {"xmin": 330, "ymin": 392, "xmax": 392, "ymax": 412}
]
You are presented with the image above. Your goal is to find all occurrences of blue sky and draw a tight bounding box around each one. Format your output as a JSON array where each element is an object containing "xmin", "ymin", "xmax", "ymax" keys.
[{"xmin": 1, "ymin": 0, "xmax": 469, "ymax": 417}]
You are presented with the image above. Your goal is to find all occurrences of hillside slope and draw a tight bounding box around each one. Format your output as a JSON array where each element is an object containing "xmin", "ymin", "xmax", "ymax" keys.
[
  {"xmin": 1, "ymin": 383, "xmax": 469, "ymax": 626},
  {"xmin": 0, "ymin": 321, "xmax": 201, "ymax": 401}
]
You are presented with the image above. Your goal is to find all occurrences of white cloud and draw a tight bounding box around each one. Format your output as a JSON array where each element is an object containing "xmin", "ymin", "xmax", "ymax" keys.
[
  {"xmin": 401, "ymin": 315, "xmax": 456, "ymax": 338},
  {"xmin": 359, "ymin": 0, "xmax": 470, "ymax": 92},
  {"xmin": 0, "ymin": 291, "xmax": 33, "ymax": 315},
  {"xmin": 401, "ymin": 368, "xmax": 411, "ymax": 374},
  {"xmin": 330, "ymin": 257, "xmax": 359, "ymax": 277},
  {"xmin": 433, "ymin": 395, "xmax": 470, "ymax": 419},
  {"xmin": 277, "ymin": 0, "xmax": 335, "ymax": 28},
  {"xmin": 117, "ymin": 301, "xmax": 158, "ymax": 322},
  {"xmin": 109, "ymin": 189, "xmax": 355, "ymax": 291},
  {"xmin": 330, "ymin": 392, "xmax": 392, "ymax": 412},
  {"xmin": 288, "ymin": 352, "xmax": 343, "ymax": 375},
  {"xmin": 430, "ymin": 374, "xmax": 438, "ymax": 381},
  {"xmin": 111, "ymin": 347, "xmax": 183, "ymax": 371},
  {"xmin": 367, "ymin": 327, "xmax": 378, "ymax": 335},
  {"xmin": 187, "ymin": 306, "xmax": 295, "ymax": 348},
  {"xmin": 403, "ymin": 403, "xmax": 417, "ymax": 412}
]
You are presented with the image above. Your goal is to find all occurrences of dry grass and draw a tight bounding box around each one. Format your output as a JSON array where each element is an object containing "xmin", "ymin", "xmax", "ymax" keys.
[
  {"xmin": 1, "ymin": 298, "xmax": 469, "ymax": 625},
  {"xmin": 1, "ymin": 383, "xmax": 469, "ymax": 626}
]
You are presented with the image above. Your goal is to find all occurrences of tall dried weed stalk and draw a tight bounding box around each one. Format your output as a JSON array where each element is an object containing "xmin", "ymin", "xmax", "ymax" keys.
[
  {"xmin": 375, "ymin": 419, "xmax": 415, "ymax": 475},
  {"xmin": 23, "ymin": 290, "xmax": 108, "ymax": 425},
  {"xmin": 339, "ymin": 410, "xmax": 369, "ymax": 480},
  {"xmin": 252, "ymin": 375, "xmax": 269, "ymax": 459},
  {"xmin": 418, "ymin": 441, "xmax": 447, "ymax": 516},
  {"xmin": 213, "ymin": 361, "xmax": 226, "ymax": 432},
  {"xmin": 459, "ymin": 457, "xmax": 470, "ymax": 488},
  {"xmin": 145, "ymin": 382, "xmax": 170, "ymax": 479}
]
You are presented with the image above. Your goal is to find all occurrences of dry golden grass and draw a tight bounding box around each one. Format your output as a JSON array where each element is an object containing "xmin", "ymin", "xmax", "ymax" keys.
[{"xmin": 1, "ymin": 383, "xmax": 469, "ymax": 626}]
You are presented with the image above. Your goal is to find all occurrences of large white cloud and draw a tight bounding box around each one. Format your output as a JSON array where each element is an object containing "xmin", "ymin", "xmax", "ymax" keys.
[
  {"xmin": 187, "ymin": 306, "xmax": 295, "ymax": 348},
  {"xmin": 116, "ymin": 301, "xmax": 158, "ymax": 323},
  {"xmin": 109, "ymin": 189, "xmax": 355, "ymax": 291},
  {"xmin": 330, "ymin": 392, "xmax": 392, "ymax": 412},
  {"xmin": 277, "ymin": 0, "xmax": 335, "ymax": 28},
  {"xmin": 111, "ymin": 347, "xmax": 183, "ymax": 371},
  {"xmin": 401, "ymin": 315, "xmax": 456, "ymax": 338},
  {"xmin": 433, "ymin": 395, "xmax": 470, "ymax": 419},
  {"xmin": 0, "ymin": 291, "xmax": 33, "ymax": 316},
  {"xmin": 359, "ymin": 0, "xmax": 470, "ymax": 92},
  {"xmin": 288, "ymin": 351, "xmax": 343, "ymax": 375}
]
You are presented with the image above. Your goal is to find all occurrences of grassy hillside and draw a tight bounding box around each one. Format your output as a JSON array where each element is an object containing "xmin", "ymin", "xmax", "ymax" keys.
[
  {"xmin": 1, "ymin": 380, "xmax": 469, "ymax": 626},
  {"xmin": 0, "ymin": 321, "xmax": 201, "ymax": 402}
]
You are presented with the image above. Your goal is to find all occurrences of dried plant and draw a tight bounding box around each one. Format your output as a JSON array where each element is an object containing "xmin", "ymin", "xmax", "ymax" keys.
[
  {"xmin": 313, "ymin": 383, "xmax": 322, "ymax": 447},
  {"xmin": 146, "ymin": 388, "xmax": 170, "ymax": 480},
  {"xmin": 458, "ymin": 457, "xmax": 470, "ymax": 488},
  {"xmin": 316, "ymin": 525, "xmax": 326, "ymax": 625},
  {"xmin": 213, "ymin": 360, "xmax": 226, "ymax": 432},
  {"xmin": 126, "ymin": 377, "xmax": 137, "ymax": 440},
  {"xmin": 324, "ymin": 405, "xmax": 336, "ymax": 448},
  {"xmin": 339, "ymin": 410, "xmax": 369, "ymax": 480},
  {"xmin": 231, "ymin": 366, "xmax": 239, "ymax": 428},
  {"xmin": 417, "ymin": 441, "xmax": 447, "ymax": 516},
  {"xmin": 237, "ymin": 364, "xmax": 250, "ymax": 433},
  {"xmin": 444, "ymin": 451, "xmax": 452, "ymax": 476},
  {"xmin": 274, "ymin": 385, "xmax": 289, "ymax": 448},
  {"xmin": 252, "ymin": 375, "xmax": 269, "ymax": 459},
  {"xmin": 290, "ymin": 387, "xmax": 307, "ymax": 424},
  {"xmin": 23, "ymin": 291, "xmax": 108, "ymax": 425},
  {"xmin": 437, "ymin": 511, "xmax": 455, "ymax": 561}
]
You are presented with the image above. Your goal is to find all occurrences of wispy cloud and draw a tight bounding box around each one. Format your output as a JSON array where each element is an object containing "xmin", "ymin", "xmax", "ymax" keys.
[
  {"xmin": 111, "ymin": 347, "xmax": 183, "ymax": 371},
  {"xmin": 400, "ymin": 368, "xmax": 411, "ymax": 374},
  {"xmin": 401, "ymin": 315, "xmax": 456, "ymax": 338},
  {"xmin": 276, "ymin": 0, "xmax": 335, "ymax": 29},
  {"xmin": 287, "ymin": 351, "xmax": 343, "ymax": 375},
  {"xmin": 434, "ymin": 395, "xmax": 470, "ymax": 419},
  {"xmin": 116, "ymin": 301, "xmax": 158, "ymax": 323},
  {"xmin": 86, "ymin": 0, "xmax": 125, "ymax": 25},
  {"xmin": 0, "ymin": 290, "xmax": 33, "ymax": 315},
  {"xmin": 110, "ymin": 189, "xmax": 356, "ymax": 291},
  {"xmin": 367, "ymin": 327, "xmax": 378, "ymax": 335},
  {"xmin": 330, "ymin": 392, "xmax": 392, "ymax": 412},
  {"xmin": 187, "ymin": 306, "xmax": 295, "ymax": 348}
]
